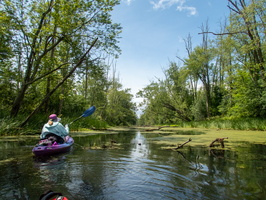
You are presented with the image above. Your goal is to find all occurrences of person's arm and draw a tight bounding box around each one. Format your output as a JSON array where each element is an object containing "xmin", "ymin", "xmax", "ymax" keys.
[
  {"xmin": 40, "ymin": 123, "xmax": 49, "ymax": 138},
  {"xmin": 58, "ymin": 123, "xmax": 69, "ymax": 136},
  {"xmin": 65, "ymin": 124, "xmax": 69, "ymax": 134}
]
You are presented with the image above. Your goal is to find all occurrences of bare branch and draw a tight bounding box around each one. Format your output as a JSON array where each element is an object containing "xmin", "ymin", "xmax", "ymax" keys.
[
  {"xmin": 173, "ymin": 138, "xmax": 192, "ymax": 150},
  {"xmin": 228, "ymin": 0, "xmax": 242, "ymax": 14},
  {"xmin": 176, "ymin": 55, "xmax": 185, "ymax": 63},
  {"xmin": 198, "ymin": 31, "xmax": 247, "ymax": 36}
]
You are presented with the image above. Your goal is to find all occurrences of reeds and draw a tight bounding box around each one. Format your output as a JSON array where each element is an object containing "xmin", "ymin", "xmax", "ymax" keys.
[
  {"xmin": 0, "ymin": 118, "xmax": 21, "ymax": 136},
  {"xmin": 179, "ymin": 117, "xmax": 266, "ymax": 131}
]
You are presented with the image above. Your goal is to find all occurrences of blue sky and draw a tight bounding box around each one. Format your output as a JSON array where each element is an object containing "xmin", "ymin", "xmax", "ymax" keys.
[{"xmin": 111, "ymin": 0, "xmax": 230, "ymax": 103}]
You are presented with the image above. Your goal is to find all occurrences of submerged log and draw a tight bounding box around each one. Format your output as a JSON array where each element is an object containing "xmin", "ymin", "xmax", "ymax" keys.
[
  {"xmin": 145, "ymin": 127, "xmax": 162, "ymax": 131},
  {"xmin": 145, "ymin": 126, "xmax": 170, "ymax": 131},
  {"xmin": 209, "ymin": 137, "xmax": 228, "ymax": 148},
  {"xmin": 173, "ymin": 138, "xmax": 192, "ymax": 150}
]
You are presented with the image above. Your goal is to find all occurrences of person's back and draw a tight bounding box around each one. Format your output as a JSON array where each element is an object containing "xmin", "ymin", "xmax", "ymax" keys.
[{"xmin": 40, "ymin": 114, "xmax": 69, "ymax": 142}]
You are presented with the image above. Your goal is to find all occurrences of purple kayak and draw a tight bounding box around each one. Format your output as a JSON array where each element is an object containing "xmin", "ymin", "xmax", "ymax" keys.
[{"xmin": 32, "ymin": 136, "xmax": 74, "ymax": 156}]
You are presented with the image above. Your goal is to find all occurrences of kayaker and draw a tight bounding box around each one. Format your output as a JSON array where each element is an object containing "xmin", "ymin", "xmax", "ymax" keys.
[{"xmin": 40, "ymin": 114, "xmax": 69, "ymax": 143}]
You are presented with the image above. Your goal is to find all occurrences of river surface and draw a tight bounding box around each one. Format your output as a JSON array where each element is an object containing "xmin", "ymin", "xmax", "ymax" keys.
[{"xmin": 0, "ymin": 130, "xmax": 265, "ymax": 200}]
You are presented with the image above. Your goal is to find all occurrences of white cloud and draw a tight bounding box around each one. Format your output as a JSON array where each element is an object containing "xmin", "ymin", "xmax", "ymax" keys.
[
  {"xmin": 150, "ymin": 0, "xmax": 183, "ymax": 9},
  {"xmin": 122, "ymin": 0, "xmax": 134, "ymax": 5},
  {"xmin": 150, "ymin": 0, "xmax": 197, "ymax": 15},
  {"xmin": 177, "ymin": 5, "xmax": 197, "ymax": 16}
]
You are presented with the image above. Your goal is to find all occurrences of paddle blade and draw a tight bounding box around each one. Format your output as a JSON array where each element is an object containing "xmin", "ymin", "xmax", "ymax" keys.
[{"xmin": 81, "ymin": 106, "xmax": 96, "ymax": 117}]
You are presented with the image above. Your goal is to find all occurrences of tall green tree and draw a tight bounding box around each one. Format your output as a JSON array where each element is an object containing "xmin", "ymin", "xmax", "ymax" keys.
[
  {"xmin": 76, "ymin": 60, "xmax": 110, "ymax": 118},
  {"xmin": 184, "ymin": 44, "xmax": 215, "ymax": 118},
  {"xmin": 106, "ymin": 87, "xmax": 137, "ymax": 126},
  {"xmin": 0, "ymin": 9, "xmax": 16, "ymax": 112},
  {"xmin": 138, "ymin": 62, "xmax": 192, "ymax": 125},
  {"xmin": 226, "ymin": 0, "xmax": 266, "ymax": 117},
  {"xmin": 0, "ymin": 0, "xmax": 121, "ymax": 119},
  {"xmin": 138, "ymin": 0, "xmax": 266, "ymax": 124}
]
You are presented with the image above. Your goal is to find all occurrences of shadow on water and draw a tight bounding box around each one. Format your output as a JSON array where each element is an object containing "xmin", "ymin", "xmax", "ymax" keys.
[
  {"xmin": 0, "ymin": 130, "xmax": 266, "ymax": 199},
  {"xmin": 33, "ymin": 154, "xmax": 68, "ymax": 166}
]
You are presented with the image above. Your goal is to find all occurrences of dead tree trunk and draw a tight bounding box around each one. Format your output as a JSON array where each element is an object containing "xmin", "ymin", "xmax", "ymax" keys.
[{"xmin": 209, "ymin": 137, "xmax": 228, "ymax": 148}]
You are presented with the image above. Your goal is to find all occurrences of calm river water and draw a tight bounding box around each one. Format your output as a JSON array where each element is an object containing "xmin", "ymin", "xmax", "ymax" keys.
[{"xmin": 0, "ymin": 130, "xmax": 265, "ymax": 200}]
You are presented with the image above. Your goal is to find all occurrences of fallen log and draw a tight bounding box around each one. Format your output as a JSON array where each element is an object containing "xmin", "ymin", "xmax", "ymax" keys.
[
  {"xmin": 173, "ymin": 138, "xmax": 192, "ymax": 150},
  {"xmin": 209, "ymin": 137, "xmax": 228, "ymax": 148},
  {"xmin": 145, "ymin": 127, "xmax": 162, "ymax": 131},
  {"xmin": 145, "ymin": 126, "xmax": 169, "ymax": 131}
]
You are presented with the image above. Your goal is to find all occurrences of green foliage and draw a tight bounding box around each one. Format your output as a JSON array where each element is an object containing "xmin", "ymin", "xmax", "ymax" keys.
[
  {"xmin": 139, "ymin": 0, "xmax": 266, "ymax": 125},
  {"xmin": 190, "ymin": 90, "xmax": 207, "ymax": 121},
  {"xmin": 1, "ymin": 0, "xmax": 122, "ymax": 116},
  {"xmin": 0, "ymin": 118, "xmax": 20, "ymax": 136},
  {"xmin": 65, "ymin": 117, "xmax": 108, "ymax": 131},
  {"xmin": 0, "ymin": 117, "xmax": 37, "ymax": 135},
  {"xmin": 1, "ymin": 0, "xmax": 266, "ymax": 131},
  {"xmin": 137, "ymin": 63, "xmax": 193, "ymax": 125},
  {"xmin": 106, "ymin": 88, "xmax": 137, "ymax": 126},
  {"xmin": 227, "ymin": 70, "xmax": 265, "ymax": 117},
  {"xmin": 0, "ymin": 10, "xmax": 13, "ymax": 60},
  {"xmin": 179, "ymin": 117, "xmax": 266, "ymax": 131},
  {"xmin": 0, "ymin": 0, "xmax": 139, "ymax": 132}
]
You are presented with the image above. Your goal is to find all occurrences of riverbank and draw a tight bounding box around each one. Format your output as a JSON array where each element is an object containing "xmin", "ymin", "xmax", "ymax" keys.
[
  {"xmin": 1, "ymin": 116, "xmax": 266, "ymax": 136},
  {"xmin": 67, "ymin": 126, "xmax": 266, "ymax": 151},
  {"xmin": 135, "ymin": 126, "xmax": 266, "ymax": 149}
]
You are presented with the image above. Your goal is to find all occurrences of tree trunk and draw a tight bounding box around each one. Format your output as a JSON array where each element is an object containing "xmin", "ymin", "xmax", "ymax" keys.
[
  {"xmin": 10, "ymin": 0, "xmax": 58, "ymax": 117},
  {"xmin": 20, "ymin": 38, "xmax": 98, "ymax": 127},
  {"xmin": 10, "ymin": 84, "xmax": 28, "ymax": 117}
]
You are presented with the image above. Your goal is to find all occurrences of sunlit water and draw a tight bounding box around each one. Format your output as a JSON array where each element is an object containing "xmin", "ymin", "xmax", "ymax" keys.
[{"xmin": 0, "ymin": 131, "xmax": 265, "ymax": 199}]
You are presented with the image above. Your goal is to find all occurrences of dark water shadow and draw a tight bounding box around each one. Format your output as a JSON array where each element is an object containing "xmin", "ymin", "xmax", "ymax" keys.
[{"xmin": 33, "ymin": 154, "xmax": 68, "ymax": 166}]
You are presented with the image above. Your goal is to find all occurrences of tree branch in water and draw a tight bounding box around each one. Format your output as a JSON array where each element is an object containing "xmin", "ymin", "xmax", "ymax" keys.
[{"xmin": 173, "ymin": 138, "xmax": 192, "ymax": 150}]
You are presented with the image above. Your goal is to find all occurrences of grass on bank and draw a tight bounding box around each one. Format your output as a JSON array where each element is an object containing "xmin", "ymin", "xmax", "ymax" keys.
[{"xmin": 178, "ymin": 117, "xmax": 266, "ymax": 131}]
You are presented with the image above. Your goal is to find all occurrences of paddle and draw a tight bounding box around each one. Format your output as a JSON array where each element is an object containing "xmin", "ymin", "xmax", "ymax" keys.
[{"xmin": 69, "ymin": 106, "xmax": 96, "ymax": 125}]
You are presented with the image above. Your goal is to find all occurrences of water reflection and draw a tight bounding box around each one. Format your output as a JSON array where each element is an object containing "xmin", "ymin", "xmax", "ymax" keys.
[
  {"xmin": 34, "ymin": 155, "xmax": 67, "ymax": 183},
  {"xmin": 130, "ymin": 132, "xmax": 149, "ymax": 160},
  {"xmin": 0, "ymin": 131, "xmax": 266, "ymax": 199},
  {"xmin": 209, "ymin": 149, "xmax": 225, "ymax": 158},
  {"xmin": 89, "ymin": 132, "xmax": 202, "ymax": 200}
]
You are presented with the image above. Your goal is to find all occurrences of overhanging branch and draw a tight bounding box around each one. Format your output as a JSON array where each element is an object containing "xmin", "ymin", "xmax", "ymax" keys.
[{"xmin": 19, "ymin": 38, "xmax": 98, "ymax": 127}]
